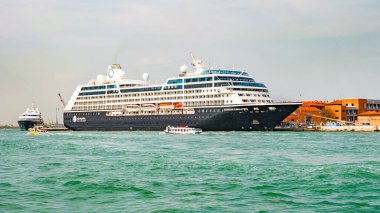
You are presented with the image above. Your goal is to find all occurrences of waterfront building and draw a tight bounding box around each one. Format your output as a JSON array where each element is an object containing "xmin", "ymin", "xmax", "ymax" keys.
[
  {"xmin": 365, "ymin": 99, "xmax": 380, "ymax": 112},
  {"xmin": 324, "ymin": 100, "xmax": 347, "ymax": 122},
  {"xmin": 282, "ymin": 98, "xmax": 380, "ymax": 126},
  {"xmin": 301, "ymin": 101, "xmax": 326, "ymax": 111},
  {"xmin": 282, "ymin": 106, "xmax": 322, "ymax": 126},
  {"xmin": 341, "ymin": 99, "xmax": 367, "ymax": 123},
  {"xmin": 340, "ymin": 99, "xmax": 380, "ymax": 123},
  {"xmin": 357, "ymin": 111, "xmax": 380, "ymax": 126},
  {"xmin": 282, "ymin": 101, "xmax": 326, "ymax": 126}
]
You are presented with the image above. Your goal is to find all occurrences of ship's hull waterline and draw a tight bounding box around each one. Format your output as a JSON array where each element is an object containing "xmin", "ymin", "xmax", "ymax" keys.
[
  {"xmin": 64, "ymin": 103, "xmax": 300, "ymax": 131},
  {"xmin": 17, "ymin": 120, "xmax": 42, "ymax": 131}
]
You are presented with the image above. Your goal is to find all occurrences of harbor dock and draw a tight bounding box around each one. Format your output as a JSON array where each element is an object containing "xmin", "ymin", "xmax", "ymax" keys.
[
  {"xmin": 275, "ymin": 125, "xmax": 379, "ymax": 132},
  {"xmin": 45, "ymin": 127, "xmax": 69, "ymax": 131}
]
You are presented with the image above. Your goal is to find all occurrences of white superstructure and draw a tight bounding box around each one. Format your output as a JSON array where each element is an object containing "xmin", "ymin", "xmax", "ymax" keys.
[
  {"xmin": 65, "ymin": 55, "xmax": 274, "ymax": 114},
  {"xmin": 18, "ymin": 104, "xmax": 43, "ymax": 122}
]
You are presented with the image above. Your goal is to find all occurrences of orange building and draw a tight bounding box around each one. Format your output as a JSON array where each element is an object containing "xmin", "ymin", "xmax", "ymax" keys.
[
  {"xmin": 357, "ymin": 111, "xmax": 380, "ymax": 126},
  {"xmin": 342, "ymin": 99, "xmax": 367, "ymax": 113},
  {"xmin": 365, "ymin": 99, "xmax": 380, "ymax": 112},
  {"xmin": 325, "ymin": 100, "xmax": 347, "ymax": 122},
  {"xmin": 282, "ymin": 99, "xmax": 380, "ymax": 126},
  {"xmin": 302, "ymin": 101, "xmax": 327, "ymax": 110},
  {"xmin": 282, "ymin": 101, "xmax": 325, "ymax": 126},
  {"xmin": 341, "ymin": 99, "xmax": 367, "ymax": 122}
]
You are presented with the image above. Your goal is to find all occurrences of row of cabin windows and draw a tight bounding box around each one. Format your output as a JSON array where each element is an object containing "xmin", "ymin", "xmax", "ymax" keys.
[
  {"xmin": 77, "ymin": 88, "xmax": 267, "ymax": 101},
  {"xmin": 65, "ymin": 112, "xmax": 100, "ymax": 116},
  {"xmin": 107, "ymin": 84, "xmax": 117, "ymax": 89},
  {"xmin": 232, "ymin": 82, "xmax": 266, "ymax": 88},
  {"xmin": 67, "ymin": 107, "xmax": 274, "ymax": 116},
  {"xmin": 215, "ymin": 76, "xmax": 255, "ymax": 82},
  {"xmin": 75, "ymin": 92, "xmax": 268, "ymax": 103},
  {"xmin": 214, "ymin": 82, "xmax": 267, "ymax": 88},
  {"xmin": 79, "ymin": 91, "xmax": 106, "ymax": 96},
  {"xmin": 82, "ymin": 76, "xmax": 256, "ymax": 93},
  {"xmin": 72, "ymin": 97, "xmax": 274, "ymax": 113},
  {"xmin": 79, "ymin": 89, "xmax": 121, "ymax": 95},
  {"xmin": 238, "ymin": 93, "xmax": 270, "ymax": 98},
  {"xmin": 82, "ymin": 74, "xmax": 258, "ymax": 92},
  {"xmin": 82, "ymin": 76, "xmax": 251, "ymax": 92},
  {"xmin": 81, "ymin": 85, "xmax": 106, "ymax": 91},
  {"xmin": 184, "ymin": 83, "xmax": 212, "ymax": 89},
  {"xmin": 77, "ymin": 88, "xmax": 212, "ymax": 100},
  {"xmin": 79, "ymin": 82, "xmax": 266, "ymax": 96},
  {"xmin": 164, "ymin": 76, "xmax": 258, "ymax": 85},
  {"xmin": 68, "ymin": 116, "xmax": 216, "ymax": 122},
  {"xmin": 167, "ymin": 77, "xmax": 213, "ymax": 84},
  {"xmin": 232, "ymin": 88, "xmax": 268, "ymax": 92},
  {"xmin": 164, "ymin": 85, "xmax": 183, "ymax": 90},
  {"xmin": 202, "ymin": 70, "xmax": 248, "ymax": 76},
  {"xmin": 164, "ymin": 83, "xmax": 213, "ymax": 90},
  {"xmin": 74, "ymin": 96, "xmax": 227, "ymax": 106},
  {"xmin": 120, "ymin": 87, "xmax": 162, "ymax": 93},
  {"xmin": 72, "ymin": 100, "xmax": 226, "ymax": 111},
  {"xmin": 242, "ymin": 99, "xmax": 273, "ymax": 103}
]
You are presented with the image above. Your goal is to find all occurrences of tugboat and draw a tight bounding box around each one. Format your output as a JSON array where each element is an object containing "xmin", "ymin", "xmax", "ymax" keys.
[
  {"xmin": 17, "ymin": 104, "xmax": 44, "ymax": 131},
  {"xmin": 164, "ymin": 126, "xmax": 202, "ymax": 134}
]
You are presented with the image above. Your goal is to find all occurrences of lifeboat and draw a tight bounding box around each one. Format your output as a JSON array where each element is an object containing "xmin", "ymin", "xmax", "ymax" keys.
[
  {"xmin": 141, "ymin": 104, "xmax": 156, "ymax": 111},
  {"xmin": 159, "ymin": 103, "xmax": 174, "ymax": 109},
  {"xmin": 126, "ymin": 104, "xmax": 140, "ymax": 111},
  {"xmin": 159, "ymin": 102, "xmax": 182, "ymax": 109}
]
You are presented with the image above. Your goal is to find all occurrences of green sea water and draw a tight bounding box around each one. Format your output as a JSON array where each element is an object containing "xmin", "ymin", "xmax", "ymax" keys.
[{"xmin": 0, "ymin": 129, "xmax": 379, "ymax": 212}]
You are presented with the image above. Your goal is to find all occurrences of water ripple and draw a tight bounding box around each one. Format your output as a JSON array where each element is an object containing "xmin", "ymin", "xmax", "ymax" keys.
[{"xmin": 0, "ymin": 129, "xmax": 379, "ymax": 212}]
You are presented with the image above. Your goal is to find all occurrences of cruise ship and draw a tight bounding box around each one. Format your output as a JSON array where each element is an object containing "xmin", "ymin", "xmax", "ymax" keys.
[
  {"xmin": 63, "ymin": 55, "xmax": 301, "ymax": 131},
  {"xmin": 18, "ymin": 104, "xmax": 44, "ymax": 130}
]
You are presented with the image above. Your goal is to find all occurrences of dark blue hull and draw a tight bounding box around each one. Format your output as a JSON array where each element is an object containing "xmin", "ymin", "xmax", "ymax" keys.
[
  {"xmin": 64, "ymin": 104, "xmax": 300, "ymax": 131},
  {"xmin": 17, "ymin": 120, "xmax": 42, "ymax": 131}
]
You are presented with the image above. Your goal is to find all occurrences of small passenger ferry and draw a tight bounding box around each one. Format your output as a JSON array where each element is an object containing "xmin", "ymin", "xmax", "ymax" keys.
[{"xmin": 164, "ymin": 126, "xmax": 202, "ymax": 134}]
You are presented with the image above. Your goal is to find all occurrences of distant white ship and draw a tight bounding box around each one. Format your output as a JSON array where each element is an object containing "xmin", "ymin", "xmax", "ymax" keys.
[{"xmin": 17, "ymin": 104, "xmax": 44, "ymax": 131}]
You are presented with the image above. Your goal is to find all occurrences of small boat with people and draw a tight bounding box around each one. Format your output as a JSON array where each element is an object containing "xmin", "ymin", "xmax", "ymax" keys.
[
  {"xmin": 164, "ymin": 125, "xmax": 202, "ymax": 134},
  {"xmin": 27, "ymin": 125, "xmax": 48, "ymax": 135}
]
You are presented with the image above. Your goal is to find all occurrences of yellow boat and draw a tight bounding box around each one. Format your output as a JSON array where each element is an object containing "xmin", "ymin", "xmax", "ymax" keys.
[{"xmin": 27, "ymin": 125, "xmax": 47, "ymax": 135}]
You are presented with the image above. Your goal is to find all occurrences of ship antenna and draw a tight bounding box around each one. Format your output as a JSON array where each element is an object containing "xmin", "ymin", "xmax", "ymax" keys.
[
  {"xmin": 190, "ymin": 52, "xmax": 195, "ymax": 61},
  {"xmin": 189, "ymin": 52, "xmax": 206, "ymax": 73}
]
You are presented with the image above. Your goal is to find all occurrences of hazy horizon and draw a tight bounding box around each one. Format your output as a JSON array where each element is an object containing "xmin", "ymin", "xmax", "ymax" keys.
[{"xmin": 1, "ymin": 0, "xmax": 379, "ymax": 125}]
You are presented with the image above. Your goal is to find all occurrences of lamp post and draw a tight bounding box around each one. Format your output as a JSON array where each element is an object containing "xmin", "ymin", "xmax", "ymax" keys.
[{"xmin": 55, "ymin": 107, "xmax": 59, "ymax": 125}]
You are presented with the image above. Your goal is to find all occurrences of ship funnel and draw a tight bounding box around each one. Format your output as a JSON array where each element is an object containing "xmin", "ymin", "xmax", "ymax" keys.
[
  {"xmin": 110, "ymin": 64, "xmax": 122, "ymax": 69},
  {"xmin": 107, "ymin": 64, "xmax": 125, "ymax": 81}
]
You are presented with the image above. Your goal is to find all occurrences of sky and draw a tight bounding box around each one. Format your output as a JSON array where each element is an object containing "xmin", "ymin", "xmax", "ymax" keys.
[{"xmin": 1, "ymin": 0, "xmax": 380, "ymax": 125}]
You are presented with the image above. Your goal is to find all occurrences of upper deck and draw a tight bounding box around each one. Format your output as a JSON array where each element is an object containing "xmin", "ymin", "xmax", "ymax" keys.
[{"xmin": 65, "ymin": 55, "xmax": 274, "ymax": 112}]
